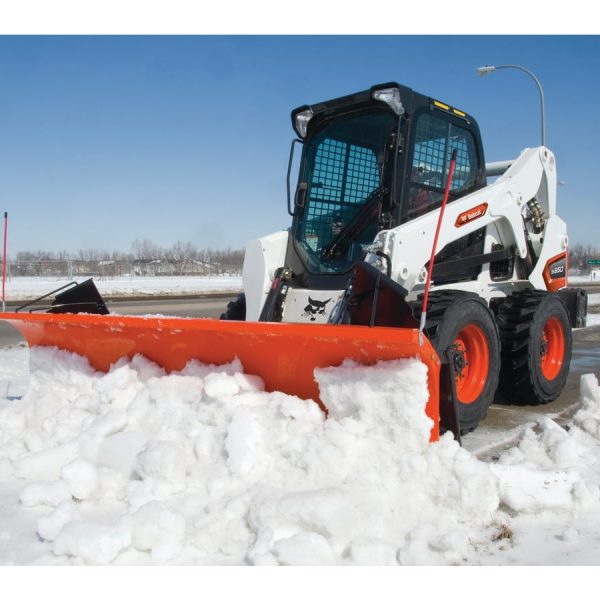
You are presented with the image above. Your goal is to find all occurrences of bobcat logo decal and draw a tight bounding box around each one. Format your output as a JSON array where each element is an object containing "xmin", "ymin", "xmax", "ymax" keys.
[{"xmin": 302, "ymin": 296, "xmax": 333, "ymax": 321}]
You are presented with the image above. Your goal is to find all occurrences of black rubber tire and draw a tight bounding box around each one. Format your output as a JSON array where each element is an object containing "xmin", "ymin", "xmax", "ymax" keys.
[
  {"xmin": 414, "ymin": 291, "xmax": 501, "ymax": 435},
  {"xmin": 496, "ymin": 290, "xmax": 572, "ymax": 405},
  {"xmin": 220, "ymin": 293, "xmax": 246, "ymax": 321}
]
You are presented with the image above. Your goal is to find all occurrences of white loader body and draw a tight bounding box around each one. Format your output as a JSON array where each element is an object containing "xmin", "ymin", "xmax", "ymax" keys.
[{"xmin": 243, "ymin": 146, "xmax": 567, "ymax": 323}]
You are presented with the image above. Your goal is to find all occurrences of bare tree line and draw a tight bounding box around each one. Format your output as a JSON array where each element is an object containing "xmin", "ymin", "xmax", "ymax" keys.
[
  {"xmin": 8, "ymin": 239, "xmax": 244, "ymax": 265},
  {"xmin": 0, "ymin": 240, "xmax": 245, "ymax": 278},
  {"xmin": 568, "ymin": 244, "xmax": 600, "ymax": 270},
  {"xmin": 2, "ymin": 240, "xmax": 599, "ymax": 276}
]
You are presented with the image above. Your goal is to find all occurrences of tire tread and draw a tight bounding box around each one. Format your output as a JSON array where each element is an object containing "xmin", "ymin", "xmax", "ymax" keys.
[{"xmin": 496, "ymin": 289, "xmax": 571, "ymax": 405}]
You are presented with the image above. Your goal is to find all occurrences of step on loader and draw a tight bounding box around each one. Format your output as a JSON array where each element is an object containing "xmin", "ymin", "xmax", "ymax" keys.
[{"xmin": 1, "ymin": 81, "xmax": 587, "ymax": 442}]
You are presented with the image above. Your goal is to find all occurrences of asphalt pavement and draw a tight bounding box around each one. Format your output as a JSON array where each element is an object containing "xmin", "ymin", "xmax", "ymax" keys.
[{"xmin": 0, "ymin": 296, "xmax": 236, "ymax": 347}]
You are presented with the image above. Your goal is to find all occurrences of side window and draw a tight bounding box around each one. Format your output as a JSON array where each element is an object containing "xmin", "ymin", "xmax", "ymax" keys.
[
  {"xmin": 405, "ymin": 112, "xmax": 479, "ymax": 222},
  {"xmin": 450, "ymin": 128, "xmax": 478, "ymax": 192}
]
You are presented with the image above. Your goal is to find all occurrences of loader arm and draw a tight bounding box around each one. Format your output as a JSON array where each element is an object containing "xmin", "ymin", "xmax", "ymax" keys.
[{"xmin": 367, "ymin": 146, "xmax": 566, "ymax": 297}]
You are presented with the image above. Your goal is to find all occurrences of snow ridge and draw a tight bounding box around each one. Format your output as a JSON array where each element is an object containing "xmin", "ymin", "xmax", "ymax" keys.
[{"xmin": 2, "ymin": 348, "xmax": 600, "ymax": 565}]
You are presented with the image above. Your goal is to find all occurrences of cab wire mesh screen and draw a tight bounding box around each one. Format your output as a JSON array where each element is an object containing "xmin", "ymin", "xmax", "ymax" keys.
[
  {"xmin": 411, "ymin": 113, "xmax": 478, "ymax": 192},
  {"xmin": 303, "ymin": 138, "xmax": 380, "ymax": 251}
]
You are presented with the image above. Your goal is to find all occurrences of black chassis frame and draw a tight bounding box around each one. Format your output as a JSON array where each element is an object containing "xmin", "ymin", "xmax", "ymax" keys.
[{"xmin": 286, "ymin": 82, "xmax": 488, "ymax": 291}]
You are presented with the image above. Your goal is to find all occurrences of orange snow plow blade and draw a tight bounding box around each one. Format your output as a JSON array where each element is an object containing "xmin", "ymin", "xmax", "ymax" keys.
[{"xmin": 0, "ymin": 312, "xmax": 441, "ymax": 440}]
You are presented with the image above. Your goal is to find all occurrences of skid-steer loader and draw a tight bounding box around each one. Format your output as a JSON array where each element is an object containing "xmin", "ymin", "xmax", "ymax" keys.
[{"xmin": 0, "ymin": 81, "xmax": 587, "ymax": 441}]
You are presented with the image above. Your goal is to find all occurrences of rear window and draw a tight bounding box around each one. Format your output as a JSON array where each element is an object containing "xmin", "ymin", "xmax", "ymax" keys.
[{"xmin": 404, "ymin": 112, "xmax": 479, "ymax": 222}]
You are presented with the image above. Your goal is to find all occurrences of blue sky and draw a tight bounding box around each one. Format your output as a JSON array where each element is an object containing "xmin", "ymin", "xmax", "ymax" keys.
[{"xmin": 0, "ymin": 35, "xmax": 599, "ymax": 255}]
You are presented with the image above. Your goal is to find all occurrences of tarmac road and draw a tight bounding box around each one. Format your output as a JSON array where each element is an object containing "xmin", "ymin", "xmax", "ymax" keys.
[
  {"xmin": 1, "ymin": 294, "xmax": 600, "ymax": 454},
  {"xmin": 0, "ymin": 296, "xmax": 236, "ymax": 346},
  {"xmin": 573, "ymin": 282, "xmax": 600, "ymax": 294},
  {"xmin": 105, "ymin": 296, "xmax": 234, "ymax": 318}
]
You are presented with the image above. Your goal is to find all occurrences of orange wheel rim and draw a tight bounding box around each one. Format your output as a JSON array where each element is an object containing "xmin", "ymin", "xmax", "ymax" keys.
[
  {"xmin": 453, "ymin": 323, "xmax": 489, "ymax": 404},
  {"xmin": 540, "ymin": 316, "xmax": 565, "ymax": 380}
]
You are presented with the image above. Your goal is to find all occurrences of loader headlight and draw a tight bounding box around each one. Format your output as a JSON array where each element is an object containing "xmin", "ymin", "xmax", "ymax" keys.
[
  {"xmin": 372, "ymin": 87, "xmax": 405, "ymax": 116},
  {"xmin": 294, "ymin": 108, "xmax": 314, "ymax": 138}
]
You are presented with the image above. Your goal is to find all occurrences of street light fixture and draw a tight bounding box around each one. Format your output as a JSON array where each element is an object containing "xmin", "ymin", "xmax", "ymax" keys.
[{"xmin": 476, "ymin": 64, "xmax": 546, "ymax": 148}]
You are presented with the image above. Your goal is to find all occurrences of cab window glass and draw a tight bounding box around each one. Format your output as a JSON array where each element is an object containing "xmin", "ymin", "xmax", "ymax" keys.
[{"xmin": 405, "ymin": 112, "xmax": 479, "ymax": 222}]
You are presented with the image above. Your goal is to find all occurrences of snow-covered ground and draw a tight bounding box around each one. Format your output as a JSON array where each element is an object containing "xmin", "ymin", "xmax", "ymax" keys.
[
  {"xmin": 586, "ymin": 314, "xmax": 600, "ymax": 328},
  {"xmin": 1, "ymin": 280, "xmax": 600, "ymax": 566},
  {"xmin": 571, "ymin": 273, "xmax": 600, "ymax": 284},
  {"xmin": 585, "ymin": 294, "xmax": 600, "ymax": 328},
  {"xmin": 2, "ymin": 340, "xmax": 600, "ymax": 566},
  {"xmin": 2, "ymin": 275, "xmax": 243, "ymax": 301},
  {"xmin": 0, "ymin": 272, "xmax": 595, "ymax": 302}
]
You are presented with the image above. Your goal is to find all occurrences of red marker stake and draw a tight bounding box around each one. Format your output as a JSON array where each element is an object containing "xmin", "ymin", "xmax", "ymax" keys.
[
  {"xmin": 419, "ymin": 150, "xmax": 458, "ymax": 344},
  {"xmin": 2, "ymin": 212, "xmax": 7, "ymax": 312}
]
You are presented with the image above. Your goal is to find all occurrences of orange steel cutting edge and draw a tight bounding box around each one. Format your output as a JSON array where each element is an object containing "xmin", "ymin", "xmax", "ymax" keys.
[{"xmin": 0, "ymin": 312, "xmax": 441, "ymax": 440}]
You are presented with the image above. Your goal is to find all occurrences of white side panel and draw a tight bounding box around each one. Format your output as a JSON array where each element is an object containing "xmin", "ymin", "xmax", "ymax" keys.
[
  {"xmin": 281, "ymin": 288, "xmax": 344, "ymax": 323},
  {"xmin": 365, "ymin": 146, "xmax": 559, "ymax": 301},
  {"xmin": 242, "ymin": 230, "xmax": 289, "ymax": 321}
]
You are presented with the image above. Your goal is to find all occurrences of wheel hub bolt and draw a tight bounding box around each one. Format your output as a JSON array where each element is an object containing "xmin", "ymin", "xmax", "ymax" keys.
[{"xmin": 453, "ymin": 350, "xmax": 466, "ymax": 374}]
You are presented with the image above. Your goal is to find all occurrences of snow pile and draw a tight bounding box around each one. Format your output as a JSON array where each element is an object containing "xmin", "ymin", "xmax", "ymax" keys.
[
  {"xmin": 465, "ymin": 376, "xmax": 600, "ymax": 565},
  {"xmin": 485, "ymin": 377, "xmax": 600, "ymax": 517},
  {"xmin": 0, "ymin": 345, "xmax": 29, "ymax": 402},
  {"xmin": 491, "ymin": 418, "xmax": 598, "ymax": 514},
  {"xmin": 0, "ymin": 348, "xmax": 499, "ymax": 565},
  {"xmin": 3, "ymin": 348, "xmax": 600, "ymax": 565}
]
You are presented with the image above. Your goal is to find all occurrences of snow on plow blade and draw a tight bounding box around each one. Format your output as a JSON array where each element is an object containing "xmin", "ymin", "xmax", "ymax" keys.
[{"xmin": 0, "ymin": 313, "xmax": 441, "ymax": 439}]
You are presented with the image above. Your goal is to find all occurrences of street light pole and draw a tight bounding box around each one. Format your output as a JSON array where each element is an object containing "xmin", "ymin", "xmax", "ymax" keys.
[{"xmin": 476, "ymin": 64, "xmax": 546, "ymax": 148}]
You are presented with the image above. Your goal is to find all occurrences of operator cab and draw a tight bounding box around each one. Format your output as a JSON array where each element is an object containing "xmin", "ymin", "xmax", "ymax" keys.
[{"xmin": 285, "ymin": 82, "xmax": 487, "ymax": 290}]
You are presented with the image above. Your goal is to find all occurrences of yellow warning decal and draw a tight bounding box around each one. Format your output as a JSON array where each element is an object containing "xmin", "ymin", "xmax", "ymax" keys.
[{"xmin": 432, "ymin": 100, "xmax": 468, "ymax": 120}]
